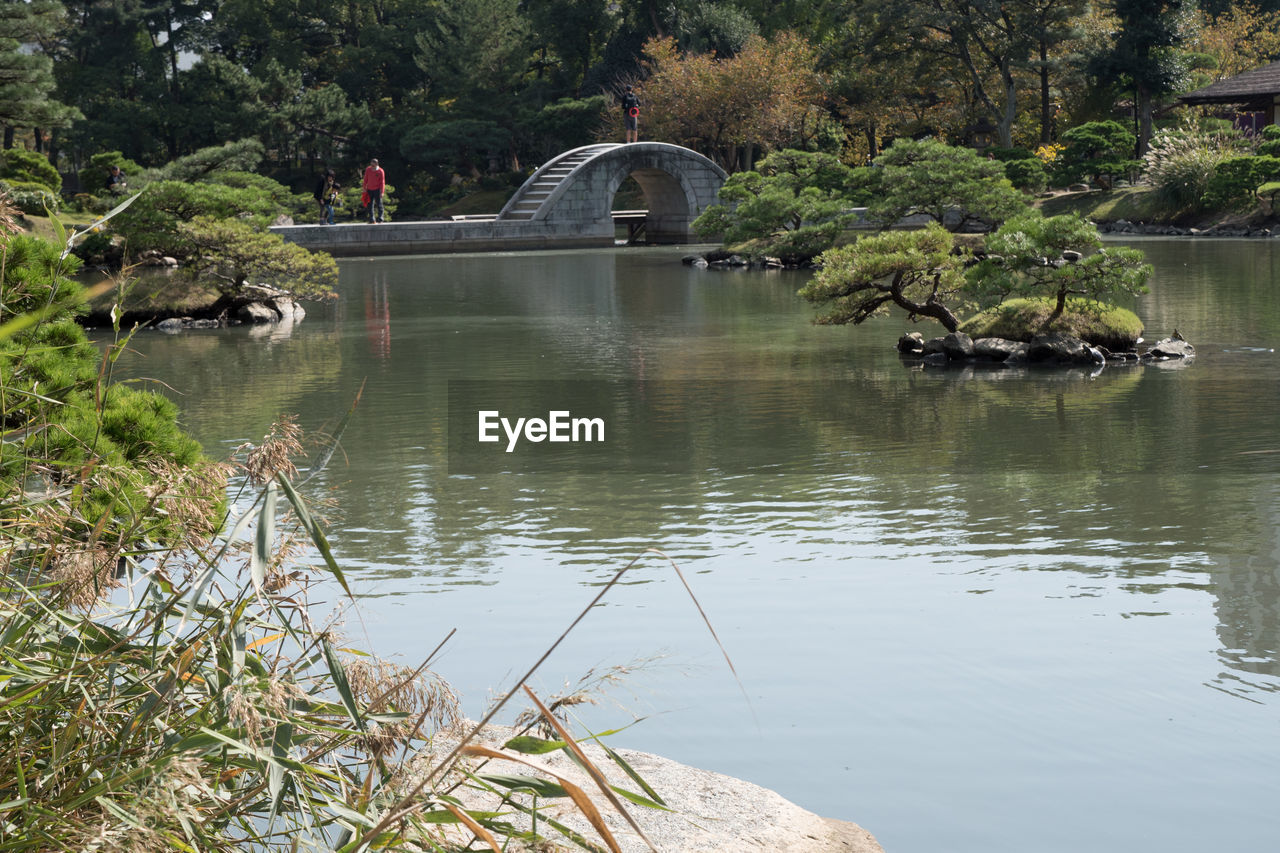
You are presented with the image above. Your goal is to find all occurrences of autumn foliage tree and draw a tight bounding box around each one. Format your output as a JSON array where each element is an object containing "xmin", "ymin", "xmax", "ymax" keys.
[
  {"xmin": 1189, "ymin": 2, "xmax": 1280, "ymax": 81},
  {"xmin": 637, "ymin": 32, "xmax": 826, "ymax": 171}
]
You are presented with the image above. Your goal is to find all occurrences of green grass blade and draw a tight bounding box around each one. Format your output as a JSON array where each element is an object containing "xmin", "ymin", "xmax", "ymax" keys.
[
  {"xmin": 477, "ymin": 773, "xmax": 568, "ymax": 798},
  {"xmin": 502, "ymin": 735, "xmax": 566, "ymax": 755},
  {"xmin": 62, "ymin": 190, "xmax": 143, "ymax": 259},
  {"xmin": 251, "ymin": 480, "xmax": 278, "ymax": 597},
  {"xmin": 276, "ymin": 473, "xmax": 351, "ymax": 597},
  {"xmin": 322, "ymin": 638, "xmax": 363, "ymax": 731},
  {"xmin": 597, "ymin": 741, "xmax": 666, "ymax": 807}
]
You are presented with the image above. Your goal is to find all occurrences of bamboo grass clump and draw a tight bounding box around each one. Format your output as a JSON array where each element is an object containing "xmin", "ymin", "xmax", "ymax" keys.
[
  {"xmin": 0, "ymin": 442, "xmax": 681, "ymax": 852},
  {"xmin": 0, "ymin": 204, "xmax": 738, "ymax": 851}
]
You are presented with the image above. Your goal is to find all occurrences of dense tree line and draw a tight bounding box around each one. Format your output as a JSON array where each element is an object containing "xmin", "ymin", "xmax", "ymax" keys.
[{"xmin": 2, "ymin": 0, "xmax": 1280, "ymax": 213}]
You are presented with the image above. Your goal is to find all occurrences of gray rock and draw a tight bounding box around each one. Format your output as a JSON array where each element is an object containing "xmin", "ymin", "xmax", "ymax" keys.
[
  {"xmin": 271, "ymin": 298, "xmax": 306, "ymax": 322},
  {"xmin": 416, "ymin": 723, "xmax": 885, "ymax": 853},
  {"xmin": 1027, "ymin": 332, "xmax": 1096, "ymax": 364},
  {"xmin": 1068, "ymin": 183, "xmax": 1090, "ymax": 192},
  {"xmin": 897, "ymin": 332, "xmax": 925, "ymax": 353},
  {"xmin": 160, "ymin": 256, "xmax": 179, "ymax": 267},
  {"xmin": 1061, "ymin": 250, "xmax": 1082, "ymax": 262},
  {"xmin": 155, "ymin": 317, "xmax": 184, "ymax": 333},
  {"xmin": 922, "ymin": 351, "xmax": 950, "ymax": 366},
  {"xmin": 692, "ymin": 257, "xmax": 708, "ymax": 269},
  {"xmin": 922, "ymin": 331, "xmax": 974, "ymax": 360},
  {"xmin": 188, "ymin": 318, "xmax": 220, "ymax": 329},
  {"xmin": 973, "ymin": 337, "xmax": 1028, "ymax": 362},
  {"xmin": 1147, "ymin": 337, "xmax": 1195, "ymax": 359},
  {"xmin": 237, "ymin": 302, "xmax": 279, "ymax": 324}
]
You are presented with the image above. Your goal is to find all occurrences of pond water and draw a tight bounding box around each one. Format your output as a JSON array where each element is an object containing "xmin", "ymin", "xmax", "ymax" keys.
[{"xmin": 101, "ymin": 239, "xmax": 1280, "ymax": 852}]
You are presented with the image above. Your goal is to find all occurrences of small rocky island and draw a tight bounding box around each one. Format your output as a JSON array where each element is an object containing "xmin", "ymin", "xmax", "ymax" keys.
[{"xmin": 897, "ymin": 330, "xmax": 1195, "ymax": 367}]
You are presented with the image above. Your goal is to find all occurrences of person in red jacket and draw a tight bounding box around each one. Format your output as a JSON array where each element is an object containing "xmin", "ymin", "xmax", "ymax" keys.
[{"xmin": 362, "ymin": 158, "xmax": 386, "ymax": 223}]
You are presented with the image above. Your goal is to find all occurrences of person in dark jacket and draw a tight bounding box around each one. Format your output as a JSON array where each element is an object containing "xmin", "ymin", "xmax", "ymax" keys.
[
  {"xmin": 620, "ymin": 85, "xmax": 640, "ymax": 144},
  {"xmin": 314, "ymin": 169, "xmax": 339, "ymax": 225},
  {"xmin": 106, "ymin": 165, "xmax": 127, "ymax": 195}
]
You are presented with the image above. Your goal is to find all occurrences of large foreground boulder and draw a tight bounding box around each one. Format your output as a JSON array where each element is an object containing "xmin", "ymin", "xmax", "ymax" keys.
[{"xmin": 415, "ymin": 724, "xmax": 884, "ymax": 852}]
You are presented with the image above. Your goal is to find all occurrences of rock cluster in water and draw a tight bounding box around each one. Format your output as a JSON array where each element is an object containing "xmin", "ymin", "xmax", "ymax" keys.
[
  {"xmin": 683, "ymin": 251, "xmax": 805, "ymax": 270},
  {"xmin": 1098, "ymin": 220, "xmax": 1280, "ymax": 238},
  {"xmin": 898, "ymin": 330, "xmax": 1195, "ymax": 367},
  {"xmin": 153, "ymin": 286, "xmax": 307, "ymax": 333}
]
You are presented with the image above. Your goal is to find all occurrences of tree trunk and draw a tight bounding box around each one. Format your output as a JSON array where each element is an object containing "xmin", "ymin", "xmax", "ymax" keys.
[
  {"xmin": 998, "ymin": 62, "xmax": 1017, "ymax": 148},
  {"xmin": 1043, "ymin": 289, "xmax": 1068, "ymax": 328},
  {"xmin": 1136, "ymin": 83, "xmax": 1153, "ymax": 156},
  {"xmin": 922, "ymin": 299, "xmax": 961, "ymax": 332},
  {"xmin": 889, "ymin": 273, "xmax": 960, "ymax": 332},
  {"xmin": 34, "ymin": 129, "xmax": 45, "ymax": 154},
  {"xmin": 3, "ymin": 127, "xmax": 12, "ymax": 150},
  {"xmin": 1040, "ymin": 41, "xmax": 1053, "ymax": 144}
]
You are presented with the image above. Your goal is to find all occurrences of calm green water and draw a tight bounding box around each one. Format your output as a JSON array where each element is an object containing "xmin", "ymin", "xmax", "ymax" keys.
[{"xmin": 103, "ymin": 240, "xmax": 1280, "ymax": 852}]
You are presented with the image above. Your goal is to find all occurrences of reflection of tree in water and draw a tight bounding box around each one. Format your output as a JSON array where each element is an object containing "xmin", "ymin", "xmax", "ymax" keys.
[
  {"xmin": 104, "ymin": 324, "xmax": 343, "ymax": 447},
  {"xmin": 1208, "ymin": 482, "xmax": 1280, "ymax": 700},
  {"xmin": 363, "ymin": 271, "xmax": 391, "ymax": 360}
]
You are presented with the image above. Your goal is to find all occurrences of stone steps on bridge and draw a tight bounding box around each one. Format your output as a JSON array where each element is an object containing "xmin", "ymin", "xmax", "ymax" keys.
[{"xmin": 499, "ymin": 144, "xmax": 620, "ymax": 220}]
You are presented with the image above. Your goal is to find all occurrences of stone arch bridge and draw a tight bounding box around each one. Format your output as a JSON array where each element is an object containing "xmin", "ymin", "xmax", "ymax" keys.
[{"xmin": 271, "ymin": 142, "xmax": 727, "ymax": 257}]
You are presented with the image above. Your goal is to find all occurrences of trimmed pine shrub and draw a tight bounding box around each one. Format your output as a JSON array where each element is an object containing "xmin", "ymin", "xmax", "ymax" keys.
[{"xmin": 0, "ymin": 148, "xmax": 61, "ymax": 193}]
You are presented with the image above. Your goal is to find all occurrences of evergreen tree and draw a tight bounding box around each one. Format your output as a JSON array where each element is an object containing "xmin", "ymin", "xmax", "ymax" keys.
[
  {"xmin": 0, "ymin": 0, "xmax": 79, "ymax": 150},
  {"xmin": 1089, "ymin": 0, "xmax": 1190, "ymax": 155}
]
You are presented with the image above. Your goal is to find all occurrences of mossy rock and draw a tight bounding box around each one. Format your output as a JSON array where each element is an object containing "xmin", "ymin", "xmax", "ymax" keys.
[{"xmin": 960, "ymin": 297, "xmax": 1144, "ymax": 351}]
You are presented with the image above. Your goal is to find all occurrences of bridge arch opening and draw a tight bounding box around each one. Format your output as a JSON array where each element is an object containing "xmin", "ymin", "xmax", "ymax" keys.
[{"xmin": 608, "ymin": 166, "xmax": 701, "ymax": 243}]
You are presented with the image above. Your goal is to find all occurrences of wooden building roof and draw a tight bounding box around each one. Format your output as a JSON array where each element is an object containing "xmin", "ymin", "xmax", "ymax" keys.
[{"xmin": 1180, "ymin": 60, "xmax": 1280, "ymax": 105}]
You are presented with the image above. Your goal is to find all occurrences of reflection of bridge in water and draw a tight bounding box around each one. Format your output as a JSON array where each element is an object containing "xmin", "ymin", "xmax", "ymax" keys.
[{"xmin": 270, "ymin": 142, "xmax": 727, "ymax": 257}]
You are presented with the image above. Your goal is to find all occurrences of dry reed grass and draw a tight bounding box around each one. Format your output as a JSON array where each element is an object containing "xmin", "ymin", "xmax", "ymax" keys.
[{"xmin": 2, "ymin": 212, "xmax": 740, "ymax": 850}]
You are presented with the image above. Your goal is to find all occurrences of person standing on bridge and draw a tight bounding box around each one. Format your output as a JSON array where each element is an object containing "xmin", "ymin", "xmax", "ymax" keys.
[
  {"xmin": 620, "ymin": 85, "xmax": 641, "ymax": 144},
  {"xmin": 363, "ymin": 158, "xmax": 386, "ymax": 223}
]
